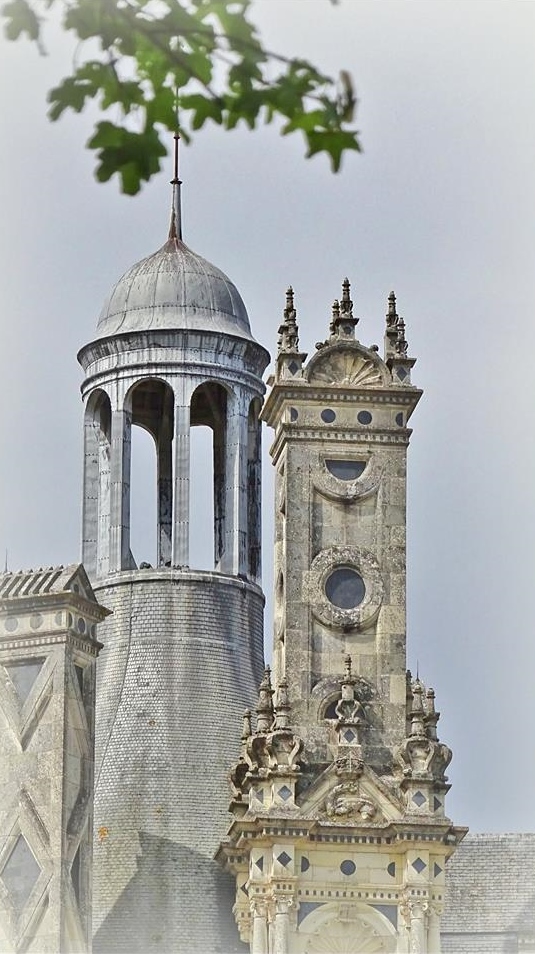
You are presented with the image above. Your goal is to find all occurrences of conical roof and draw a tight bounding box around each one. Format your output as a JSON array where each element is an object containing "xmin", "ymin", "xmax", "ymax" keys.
[{"xmin": 96, "ymin": 234, "xmax": 253, "ymax": 340}]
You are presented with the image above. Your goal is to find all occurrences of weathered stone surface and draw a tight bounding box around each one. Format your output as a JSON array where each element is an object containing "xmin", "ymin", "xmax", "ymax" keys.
[{"xmin": 0, "ymin": 565, "xmax": 106, "ymax": 954}]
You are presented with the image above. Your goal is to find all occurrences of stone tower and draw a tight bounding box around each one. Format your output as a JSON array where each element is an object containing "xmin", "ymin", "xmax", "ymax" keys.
[
  {"xmin": 220, "ymin": 284, "xmax": 466, "ymax": 952},
  {"xmin": 77, "ymin": 183, "xmax": 269, "ymax": 952},
  {"xmin": 0, "ymin": 565, "xmax": 106, "ymax": 954}
]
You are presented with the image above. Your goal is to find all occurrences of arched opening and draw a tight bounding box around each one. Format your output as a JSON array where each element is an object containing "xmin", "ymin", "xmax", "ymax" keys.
[
  {"xmin": 190, "ymin": 382, "xmax": 228, "ymax": 571},
  {"xmin": 189, "ymin": 424, "xmax": 214, "ymax": 570},
  {"xmin": 82, "ymin": 389, "xmax": 111, "ymax": 577},
  {"xmin": 127, "ymin": 378, "xmax": 175, "ymax": 569},
  {"xmin": 130, "ymin": 425, "xmax": 157, "ymax": 567}
]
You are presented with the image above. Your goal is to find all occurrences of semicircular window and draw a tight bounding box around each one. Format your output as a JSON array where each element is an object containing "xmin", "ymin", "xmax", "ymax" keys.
[
  {"xmin": 325, "ymin": 567, "xmax": 365, "ymax": 609},
  {"xmin": 325, "ymin": 459, "xmax": 366, "ymax": 481}
]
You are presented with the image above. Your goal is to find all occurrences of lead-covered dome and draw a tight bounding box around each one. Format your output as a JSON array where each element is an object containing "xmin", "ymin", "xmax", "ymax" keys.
[{"xmin": 96, "ymin": 234, "xmax": 253, "ymax": 340}]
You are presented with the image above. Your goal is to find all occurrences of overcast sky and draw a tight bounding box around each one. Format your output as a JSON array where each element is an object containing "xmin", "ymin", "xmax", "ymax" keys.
[{"xmin": 1, "ymin": 0, "xmax": 534, "ymax": 834}]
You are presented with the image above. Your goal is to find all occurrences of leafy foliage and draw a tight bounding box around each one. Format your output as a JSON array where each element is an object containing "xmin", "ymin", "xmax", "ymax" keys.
[{"xmin": 1, "ymin": 0, "xmax": 361, "ymax": 194}]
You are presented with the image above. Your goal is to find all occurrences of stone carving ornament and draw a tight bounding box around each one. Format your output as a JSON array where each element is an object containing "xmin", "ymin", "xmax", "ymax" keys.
[
  {"xmin": 306, "ymin": 916, "xmax": 392, "ymax": 953},
  {"xmin": 324, "ymin": 781, "xmax": 377, "ymax": 821},
  {"xmin": 314, "ymin": 453, "xmax": 383, "ymax": 502},
  {"xmin": 307, "ymin": 346, "xmax": 388, "ymax": 389}
]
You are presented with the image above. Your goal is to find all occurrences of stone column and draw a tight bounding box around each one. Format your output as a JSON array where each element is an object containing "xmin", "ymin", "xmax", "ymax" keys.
[
  {"xmin": 250, "ymin": 901, "xmax": 268, "ymax": 954},
  {"xmin": 171, "ymin": 389, "xmax": 190, "ymax": 567},
  {"xmin": 427, "ymin": 903, "xmax": 442, "ymax": 954},
  {"xmin": 272, "ymin": 896, "xmax": 291, "ymax": 954},
  {"xmin": 157, "ymin": 423, "xmax": 173, "ymax": 567},
  {"xmin": 222, "ymin": 390, "xmax": 248, "ymax": 575},
  {"xmin": 109, "ymin": 402, "xmax": 131, "ymax": 572},
  {"xmin": 408, "ymin": 900, "xmax": 428, "ymax": 954}
]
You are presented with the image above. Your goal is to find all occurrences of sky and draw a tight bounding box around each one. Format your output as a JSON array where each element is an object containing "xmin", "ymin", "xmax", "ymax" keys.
[{"xmin": 0, "ymin": 0, "xmax": 534, "ymax": 834}]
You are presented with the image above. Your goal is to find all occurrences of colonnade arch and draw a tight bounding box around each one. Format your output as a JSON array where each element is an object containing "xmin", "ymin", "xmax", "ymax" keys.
[{"xmin": 82, "ymin": 374, "xmax": 263, "ymax": 582}]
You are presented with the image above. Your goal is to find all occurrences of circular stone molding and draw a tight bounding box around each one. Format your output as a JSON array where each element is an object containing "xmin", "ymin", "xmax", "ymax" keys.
[
  {"xmin": 314, "ymin": 453, "xmax": 382, "ymax": 502},
  {"xmin": 305, "ymin": 546, "xmax": 384, "ymax": 630}
]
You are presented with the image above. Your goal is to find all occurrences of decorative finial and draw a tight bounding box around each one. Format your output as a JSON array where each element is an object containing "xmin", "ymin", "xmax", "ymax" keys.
[
  {"xmin": 340, "ymin": 278, "xmax": 353, "ymax": 317},
  {"xmin": 386, "ymin": 291, "xmax": 398, "ymax": 327},
  {"xmin": 329, "ymin": 279, "xmax": 358, "ymax": 339},
  {"xmin": 168, "ymin": 131, "xmax": 183, "ymax": 242},
  {"xmin": 273, "ymin": 679, "xmax": 291, "ymax": 730},
  {"xmin": 425, "ymin": 688, "xmax": 439, "ymax": 741},
  {"xmin": 396, "ymin": 316, "xmax": 408, "ymax": 355},
  {"xmin": 277, "ymin": 286, "xmax": 300, "ymax": 354},
  {"xmin": 409, "ymin": 678, "xmax": 426, "ymax": 737},
  {"xmin": 285, "ymin": 286, "xmax": 294, "ymax": 313},
  {"xmin": 256, "ymin": 667, "xmax": 275, "ymax": 733},
  {"xmin": 242, "ymin": 708, "xmax": 252, "ymax": 740},
  {"xmin": 329, "ymin": 299, "xmax": 340, "ymax": 336}
]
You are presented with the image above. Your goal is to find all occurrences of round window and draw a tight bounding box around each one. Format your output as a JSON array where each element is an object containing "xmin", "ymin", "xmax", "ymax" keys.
[{"xmin": 325, "ymin": 567, "xmax": 365, "ymax": 609}]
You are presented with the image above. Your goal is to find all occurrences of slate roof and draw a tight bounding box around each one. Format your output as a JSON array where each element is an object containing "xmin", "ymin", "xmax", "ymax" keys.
[
  {"xmin": 0, "ymin": 564, "xmax": 96, "ymax": 604},
  {"xmin": 442, "ymin": 833, "xmax": 535, "ymax": 952}
]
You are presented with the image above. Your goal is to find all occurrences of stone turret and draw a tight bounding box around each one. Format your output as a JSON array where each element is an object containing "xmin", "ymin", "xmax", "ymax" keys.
[
  {"xmin": 78, "ymin": 187, "xmax": 270, "ymax": 952},
  {"xmin": 219, "ymin": 281, "xmax": 465, "ymax": 953}
]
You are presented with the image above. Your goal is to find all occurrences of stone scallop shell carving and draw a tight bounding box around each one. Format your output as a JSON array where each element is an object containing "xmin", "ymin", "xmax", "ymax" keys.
[
  {"xmin": 307, "ymin": 348, "xmax": 386, "ymax": 388},
  {"xmin": 305, "ymin": 917, "xmax": 393, "ymax": 953}
]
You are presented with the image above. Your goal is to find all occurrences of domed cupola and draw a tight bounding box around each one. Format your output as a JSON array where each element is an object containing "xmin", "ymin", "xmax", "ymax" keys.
[
  {"xmin": 96, "ymin": 227, "xmax": 254, "ymax": 341},
  {"xmin": 78, "ymin": 174, "xmax": 270, "ymax": 581}
]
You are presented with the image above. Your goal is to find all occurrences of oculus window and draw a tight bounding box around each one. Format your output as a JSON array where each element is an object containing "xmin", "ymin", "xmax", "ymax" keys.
[{"xmin": 325, "ymin": 567, "xmax": 365, "ymax": 609}]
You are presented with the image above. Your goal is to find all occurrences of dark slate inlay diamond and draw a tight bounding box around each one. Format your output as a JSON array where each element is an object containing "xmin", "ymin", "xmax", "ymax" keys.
[
  {"xmin": 277, "ymin": 851, "xmax": 292, "ymax": 868},
  {"xmin": 412, "ymin": 857, "xmax": 426, "ymax": 874},
  {"xmin": 289, "ymin": 407, "xmax": 299, "ymax": 422},
  {"xmin": 254, "ymin": 856, "xmax": 264, "ymax": 871},
  {"xmin": 434, "ymin": 863, "xmax": 443, "ymax": 878},
  {"xmin": 357, "ymin": 410, "xmax": 372, "ymax": 425},
  {"xmin": 412, "ymin": 791, "xmax": 426, "ymax": 807},
  {"xmin": 340, "ymin": 859, "xmax": 356, "ymax": 876},
  {"xmin": 240, "ymin": 883, "xmax": 249, "ymax": 896},
  {"xmin": 1, "ymin": 835, "xmax": 41, "ymax": 912},
  {"xmin": 288, "ymin": 361, "xmax": 299, "ymax": 375},
  {"xmin": 301, "ymin": 856, "xmax": 310, "ymax": 873},
  {"xmin": 397, "ymin": 367, "xmax": 408, "ymax": 380},
  {"xmin": 5, "ymin": 659, "xmax": 45, "ymax": 704},
  {"xmin": 321, "ymin": 408, "xmax": 336, "ymax": 424},
  {"xmin": 278, "ymin": 785, "xmax": 292, "ymax": 802},
  {"xmin": 433, "ymin": 796, "xmax": 442, "ymax": 812},
  {"xmin": 253, "ymin": 788, "xmax": 264, "ymax": 803},
  {"xmin": 387, "ymin": 862, "xmax": 396, "ymax": 877},
  {"xmin": 343, "ymin": 728, "xmax": 357, "ymax": 743}
]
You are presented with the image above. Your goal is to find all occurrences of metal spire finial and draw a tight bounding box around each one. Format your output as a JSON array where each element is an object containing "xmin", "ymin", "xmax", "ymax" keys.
[{"xmin": 169, "ymin": 131, "xmax": 183, "ymax": 242}]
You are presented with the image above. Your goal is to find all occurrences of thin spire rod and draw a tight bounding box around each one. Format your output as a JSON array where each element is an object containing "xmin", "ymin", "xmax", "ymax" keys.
[{"xmin": 169, "ymin": 131, "xmax": 183, "ymax": 241}]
